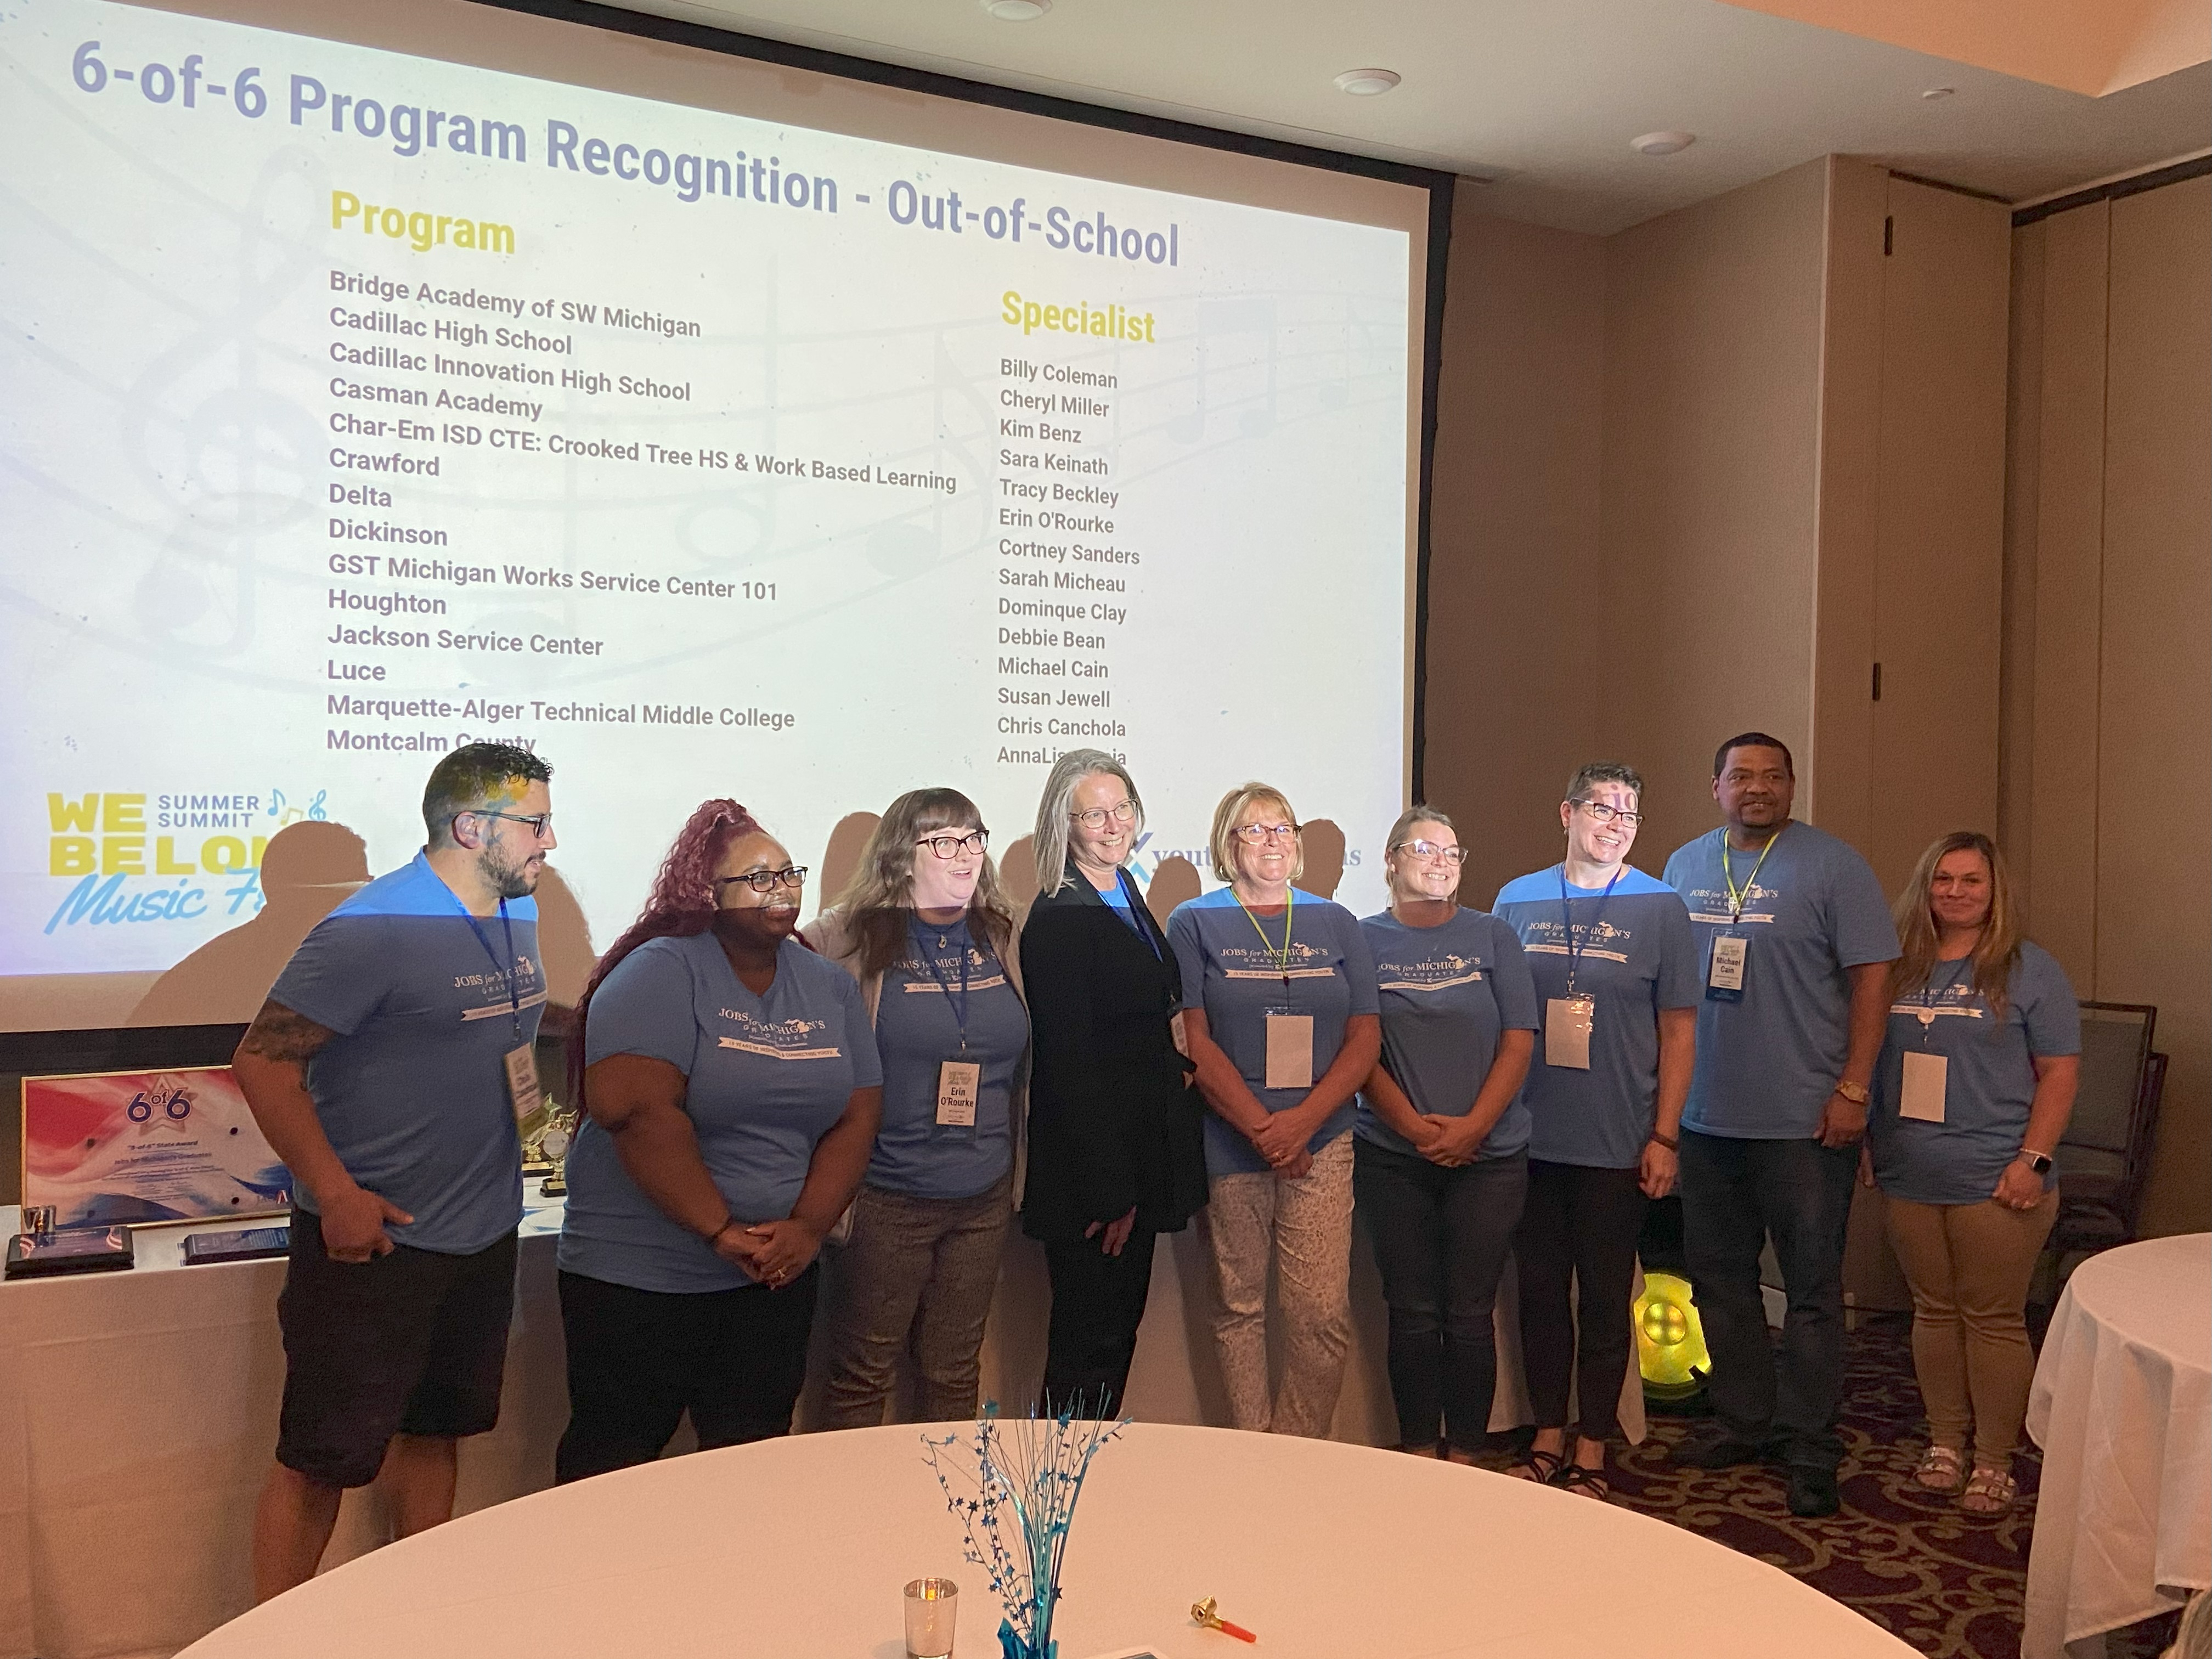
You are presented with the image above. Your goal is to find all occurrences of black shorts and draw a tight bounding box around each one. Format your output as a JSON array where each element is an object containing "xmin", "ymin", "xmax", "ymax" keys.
[{"xmin": 275, "ymin": 1209, "xmax": 518, "ymax": 1488}]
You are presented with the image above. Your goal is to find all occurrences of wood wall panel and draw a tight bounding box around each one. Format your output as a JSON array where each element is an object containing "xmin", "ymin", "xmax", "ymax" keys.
[{"xmin": 2097, "ymin": 178, "xmax": 2211, "ymax": 1238}]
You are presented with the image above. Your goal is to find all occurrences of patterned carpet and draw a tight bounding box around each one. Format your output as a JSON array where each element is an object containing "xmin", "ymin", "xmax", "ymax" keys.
[{"xmin": 1509, "ymin": 1314, "xmax": 2178, "ymax": 1658}]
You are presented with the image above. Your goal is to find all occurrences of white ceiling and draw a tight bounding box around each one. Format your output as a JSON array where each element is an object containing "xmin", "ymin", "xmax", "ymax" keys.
[{"xmin": 611, "ymin": 0, "xmax": 2211, "ymax": 234}]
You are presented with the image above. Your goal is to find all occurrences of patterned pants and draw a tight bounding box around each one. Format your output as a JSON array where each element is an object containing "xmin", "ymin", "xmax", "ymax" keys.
[{"xmin": 1204, "ymin": 1133, "xmax": 1355, "ymax": 1437}]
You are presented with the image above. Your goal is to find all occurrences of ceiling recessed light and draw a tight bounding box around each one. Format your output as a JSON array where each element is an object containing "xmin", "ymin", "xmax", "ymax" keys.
[
  {"xmin": 1333, "ymin": 68, "xmax": 1401, "ymax": 97},
  {"xmin": 981, "ymin": 0, "xmax": 1049, "ymax": 19},
  {"xmin": 1921, "ymin": 86, "xmax": 1955, "ymax": 100},
  {"xmin": 1630, "ymin": 131, "xmax": 1695, "ymax": 156}
]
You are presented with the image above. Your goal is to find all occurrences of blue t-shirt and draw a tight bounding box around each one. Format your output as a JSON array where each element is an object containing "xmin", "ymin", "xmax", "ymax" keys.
[
  {"xmin": 867, "ymin": 918, "xmax": 1029, "ymax": 1199},
  {"xmin": 1355, "ymin": 907, "xmax": 1537, "ymax": 1160},
  {"xmin": 1496, "ymin": 866, "xmax": 1703, "ymax": 1169},
  {"xmin": 268, "ymin": 849, "xmax": 543, "ymax": 1254},
  {"xmin": 560, "ymin": 932, "xmax": 881, "ymax": 1293},
  {"xmin": 1167, "ymin": 888, "xmax": 1380, "ymax": 1177},
  {"xmin": 1868, "ymin": 943, "xmax": 2080, "ymax": 1206},
  {"xmin": 1662, "ymin": 822, "xmax": 1900, "ymax": 1139}
]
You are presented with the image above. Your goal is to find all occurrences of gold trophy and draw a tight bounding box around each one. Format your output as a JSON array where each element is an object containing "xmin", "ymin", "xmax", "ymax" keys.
[{"xmin": 520, "ymin": 1098, "xmax": 580, "ymax": 1197}]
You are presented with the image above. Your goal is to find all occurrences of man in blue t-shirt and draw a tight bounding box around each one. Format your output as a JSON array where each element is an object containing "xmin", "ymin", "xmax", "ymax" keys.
[
  {"xmin": 232, "ymin": 742, "xmax": 557, "ymax": 1601},
  {"xmin": 1661, "ymin": 733, "xmax": 1898, "ymax": 1518}
]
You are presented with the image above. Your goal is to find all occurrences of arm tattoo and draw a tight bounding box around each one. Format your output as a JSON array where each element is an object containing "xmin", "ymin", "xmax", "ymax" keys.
[{"xmin": 239, "ymin": 1000, "xmax": 336, "ymax": 1065}]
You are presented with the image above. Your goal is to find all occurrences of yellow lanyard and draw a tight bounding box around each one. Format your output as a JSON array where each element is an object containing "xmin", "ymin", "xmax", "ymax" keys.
[
  {"xmin": 1235, "ymin": 888, "xmax": 1296, "ymax": 982},
  {"xmin": 1719, "ymin": 825, "xmax": 1784, "ymax": 923}
]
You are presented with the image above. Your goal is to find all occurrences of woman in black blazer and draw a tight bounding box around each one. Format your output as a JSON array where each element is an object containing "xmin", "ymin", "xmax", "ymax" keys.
[{"xmin": 1021, "ymin": 748, "xmax": 1206, "ymax": 1417}]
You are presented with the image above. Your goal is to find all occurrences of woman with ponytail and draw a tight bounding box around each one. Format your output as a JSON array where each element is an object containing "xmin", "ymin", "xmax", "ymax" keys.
[{"xmin": 554, "ymin": 800, "xmax": 882, "ymax": 1482}]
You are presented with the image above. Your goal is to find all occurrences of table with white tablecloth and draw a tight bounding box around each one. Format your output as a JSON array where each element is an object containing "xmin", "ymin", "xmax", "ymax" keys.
[
  {"xmin": 2024, "ymin": 1233, "xmax": 2212, "ymax": 1659},
  {"xmin": 178, "ymin": 1420, "xmax": 1910, "ymax": 1659},
  {"xmin": 0, "ymin": 1191, "xmax": 1639, "ymax": 1659}
]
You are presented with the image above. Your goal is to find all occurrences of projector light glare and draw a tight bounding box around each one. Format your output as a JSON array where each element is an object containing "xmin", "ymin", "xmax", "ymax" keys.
[
  {"xmin": 1634, "ymin": 1271, "xmax": 1711, "ymax": 1400},
  {"xmin": 981, "ymin": 0, "xmax": 1050, "ymax": 19},
  {"xmin": 1630, "ymin": 131, "xmax": 1696, "ymax": 156},
  {"xmin": 1333, "ymin": 69, "xmax": 1402, "ymax": 97}
]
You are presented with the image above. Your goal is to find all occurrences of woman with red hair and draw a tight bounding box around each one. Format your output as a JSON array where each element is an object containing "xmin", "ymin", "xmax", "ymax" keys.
[{"xmin": 554, "ymin": 800, "xmax": 882, "ymax": 1482}]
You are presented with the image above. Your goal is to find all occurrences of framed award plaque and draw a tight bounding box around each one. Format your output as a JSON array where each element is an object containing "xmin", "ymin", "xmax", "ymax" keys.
[{"xmin": 21, "ymin": 1066, "xmax": 290, "ymax": 1229}]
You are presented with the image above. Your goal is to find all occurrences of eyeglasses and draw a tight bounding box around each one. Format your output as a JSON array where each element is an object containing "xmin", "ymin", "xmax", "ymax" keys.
[
  {"xmin": 1071, "ymin": 799, "xmax": 1137, "ymax": 830},
  {"xmin": 1570, "ymin": 799, "xmax": 1644, "ymax": 828},
  {"xmin": 1391, "ymin": 839, "xmax": 1466, "ymax": 865},
  {"xmin": 715, "ymin": 867, "xmax": 808, "ymax": 894},
  {"xmin": 916, "ymin": 830, "xmax": 990, "ymax": 859},
  {"xmin": 459, "ymin": 809, "xmax": 554, "ymax": 840},
  {"xmin": 1233, "ymin": 822, "xmax": 1300, "ymax": 844}
]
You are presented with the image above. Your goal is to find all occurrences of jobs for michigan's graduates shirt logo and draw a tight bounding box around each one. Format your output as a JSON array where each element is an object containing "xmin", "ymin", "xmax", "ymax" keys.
[
  {"xmin": 1218, "ymin": 939, "xmax": 1338, "ymax": 981},
  {"xmin": 1378, "ymin": 950, "xmax": 1488, "ymax": 993},
  {"xmin": 1681, "ymin": 881, "xmax": 1781, "ymax": 927},
  {"xmin": 718, "ymin": 1009, "xmax": 843, "ymax": 1060},
  {"xmin": 1519, "ymin": 916, "xmax": 1635, "ymax": 965},
  {"xmin": 41, "ymin": 783, "xmax": 336, "ymax": 934}
]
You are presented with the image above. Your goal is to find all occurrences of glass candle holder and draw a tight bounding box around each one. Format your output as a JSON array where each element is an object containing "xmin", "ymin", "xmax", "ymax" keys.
[{"xmin": 903, "ymin": 1577, "xmax": 958, "ymax": 1659}]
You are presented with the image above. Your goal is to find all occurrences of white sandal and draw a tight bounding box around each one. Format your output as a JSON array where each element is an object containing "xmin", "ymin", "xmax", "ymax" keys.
[
  {"xmin": 1912, "ymin": 1444, "xmax": 1967, "ymax": 1493},
  {"xmin": 1960, "ymin": 1464, "xmax": 2018, "ymax": 1518}
]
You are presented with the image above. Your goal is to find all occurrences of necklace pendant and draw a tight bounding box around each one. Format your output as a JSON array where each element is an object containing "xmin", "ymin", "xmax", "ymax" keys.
[{"xmin": 1917, "ymin": 1008, "xmax": 1936, "ymax": 1027}]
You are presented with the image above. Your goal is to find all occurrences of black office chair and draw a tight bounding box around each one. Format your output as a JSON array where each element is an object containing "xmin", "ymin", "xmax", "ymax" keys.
[{"xmin": 2049, "ymin": 1002, "xmax": 2166, "ymax": 1257}]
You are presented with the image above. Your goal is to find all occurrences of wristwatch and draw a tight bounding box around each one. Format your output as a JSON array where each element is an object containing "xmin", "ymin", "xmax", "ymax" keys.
[
  {"xmin": 1833, "ymin": 1081, "xmax": 1870, "ymax": 1105},
  {"xmin": 2017, "ymin": 1149, "xmax": 2055, "ymax": 1176}
]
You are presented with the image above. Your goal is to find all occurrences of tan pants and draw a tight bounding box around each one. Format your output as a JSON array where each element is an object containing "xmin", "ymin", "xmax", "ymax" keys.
[
  {"xmin": 1883, "ymin": 1187, "xmax": 2057, "ymax": 1463},
  {"xmin": 1204, "ymin": 1133, "xmax": 1354, "ymax": 1438}
]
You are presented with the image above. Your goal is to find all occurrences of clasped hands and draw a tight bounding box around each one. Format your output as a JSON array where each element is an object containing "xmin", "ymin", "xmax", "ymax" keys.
[{"xmin": 711, "ymin": 1216, "xmax": 822, "ymax": 1286}]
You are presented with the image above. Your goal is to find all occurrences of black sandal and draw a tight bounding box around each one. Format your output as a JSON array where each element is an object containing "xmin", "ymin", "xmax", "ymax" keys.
[
  {"xmin": 1508, "ymin": 1447, "xmax": 1566, "ymax": 1483},
  {"xmin": 1553, "ymin": 1463, "xmax": 1611, "ymax": 1503}
]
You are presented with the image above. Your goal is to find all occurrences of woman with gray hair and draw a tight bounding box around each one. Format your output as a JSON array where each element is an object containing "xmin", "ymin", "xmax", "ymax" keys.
[{"xmin": 1019, "ymin": 750, "xmax": 1204, "ymax": 1417}]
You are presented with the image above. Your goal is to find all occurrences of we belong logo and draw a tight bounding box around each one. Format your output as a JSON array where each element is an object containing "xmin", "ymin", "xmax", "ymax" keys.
[{"xmin": 41, "ymin": 785, "xmax": 331, "ymax": 933}]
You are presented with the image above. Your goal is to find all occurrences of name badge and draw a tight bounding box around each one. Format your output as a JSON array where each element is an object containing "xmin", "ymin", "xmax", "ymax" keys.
[
  {"xmin": 1706, "ymin": 934, "xmax": 1748, "ymax": 1002},
  {"xmin": 1545, "ymin": 996, "xmax": 1594, "ymax": 1069},
  {"xmin": 504, "ymin": 1043, "xmax": 542, "ymax": 1122},
  {"xmin": 935, "ymin": 1059, "xmax": 981, "ymax": 1127},
  {"xmin": 1899, "ymin": 1051, "xmax": 1947, "ymax": 1123},
  {"xmin": 1264, "ymin": 1012, "xmax": 1314, "ymax": 1091}
]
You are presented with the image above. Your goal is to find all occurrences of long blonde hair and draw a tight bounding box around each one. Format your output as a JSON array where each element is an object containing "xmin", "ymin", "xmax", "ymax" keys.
[
  {"xmin": 1889, "ymin": 831, "xmax": 2021, "ymax": 1017},
  {"xmin": 830, "ymin": 787, "xmax": 1017, "ymax": 980}
]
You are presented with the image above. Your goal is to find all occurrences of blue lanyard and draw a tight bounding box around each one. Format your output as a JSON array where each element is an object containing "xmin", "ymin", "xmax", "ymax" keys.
[
  {"xmin": 911, "ymin": 917, "xmax": 975, "ymax": 1052},
  {"xmin": 452, "ymin": 894, "xmax": 523, "ymax": 1042},
  {"xmin": 1557, "ymin": 865, "xmax": 1623, "ymax": 997},
  {"xmin": 1112, "ymin": 868, "xmax": 1161, "ymax": 958}
]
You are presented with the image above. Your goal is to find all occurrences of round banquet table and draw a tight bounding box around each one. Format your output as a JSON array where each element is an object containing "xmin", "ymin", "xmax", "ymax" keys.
[
  {"xmin": 178, "ymin": 1422, "xmax": 1913, "ymax": 1659},
  {"xmin": 2024, "ymin": 1233, "xmax": 2212, "ymax": 1658}
]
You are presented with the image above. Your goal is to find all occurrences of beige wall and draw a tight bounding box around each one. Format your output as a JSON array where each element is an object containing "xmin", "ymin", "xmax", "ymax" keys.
[
  {"xmin": 2002, "ymin": 177, "xmax": 2212, "ymax": 1238},
  {"xmin": 1424, "ymin": 208, "xmax": 1607, "ymax": 906}
]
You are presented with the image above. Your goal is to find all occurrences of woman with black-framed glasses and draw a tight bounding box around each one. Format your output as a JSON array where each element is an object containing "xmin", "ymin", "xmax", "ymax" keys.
[
  {"xmin": 555, "ymin": 800, "xmax": 881, "ymax": 1481},
  {"xmin": 810, "ymin": 787, "xmax": 1031, "ymax": 1427},
  {"xmin": 1493, "ymin": 761, "xmax": 1699, "ymax": 1502}
]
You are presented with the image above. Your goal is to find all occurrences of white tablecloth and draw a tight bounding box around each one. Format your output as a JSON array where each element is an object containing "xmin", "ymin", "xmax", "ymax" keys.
[
  {"xmin": 0, "ymin": 1194, "xmax": 1640, "ymax": 1659},
  {"xmin": 177, "ymin": 1420, "xmax": 1910, "ymax": 1659},
  {"xmin": 2024, "ymin": 1233, "xmax": 2212, "ymax": 1658}
]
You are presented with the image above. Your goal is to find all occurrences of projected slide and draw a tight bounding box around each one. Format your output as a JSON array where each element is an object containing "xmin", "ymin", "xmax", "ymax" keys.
[{"xmin": 1, "ymin": 0, "xmax": 1412, "ymax": 1001}]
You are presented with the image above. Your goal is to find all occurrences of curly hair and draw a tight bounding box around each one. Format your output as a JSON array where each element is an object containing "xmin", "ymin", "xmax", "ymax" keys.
[{"xmin": 567, "ymin": 798, "xmax": 766, "ymax": 1108}]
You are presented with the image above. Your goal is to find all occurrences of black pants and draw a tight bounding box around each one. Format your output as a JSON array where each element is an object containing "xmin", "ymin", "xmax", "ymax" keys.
[
  {"xmin": 1679, "ymin": 1130, "xmax": 1857, "ymax": 1472},
  {"xmin": 1353, "ymin": 1139, "xmax": 1527, "ymax": 1452},
  {"xmin": 1041, "ymin": 1228, "xmax": 1160, "ymax": 1419},
  {"xmin": 555, "ymin": 1266, "xmax": 817, "ymax": 1485},
  {"xmin": 1515, "ymin": 1160, "xmax": 1648, "ymax": 1445}
]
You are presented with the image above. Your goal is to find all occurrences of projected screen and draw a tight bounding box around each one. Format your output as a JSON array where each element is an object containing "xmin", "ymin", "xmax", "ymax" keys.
[{"xmin": 1, "ymin": 0, "xmax": 1421, "ymax": 1029}]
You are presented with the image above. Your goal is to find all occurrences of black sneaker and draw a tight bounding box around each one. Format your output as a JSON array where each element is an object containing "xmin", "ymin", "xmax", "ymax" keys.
[
  {"xmin": 1673, "ymin": 1424, "xmax": 1773, "ymax": 1469},
  {"xmin": 1787, "ymin": 1465, "xmax": 1840, "ymax": 1517}
]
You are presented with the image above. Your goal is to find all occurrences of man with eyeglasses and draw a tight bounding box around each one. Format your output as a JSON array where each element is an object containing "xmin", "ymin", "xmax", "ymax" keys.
[
  {"xmin": 1661, "ymin": 732, "xmax": 1898, "ymax": 1517},
  {"xmin": 233, "ymin": 741, "xmax": 557, "ymax": 1599}
]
